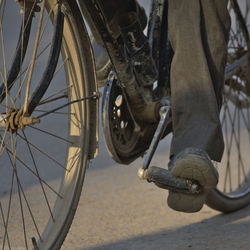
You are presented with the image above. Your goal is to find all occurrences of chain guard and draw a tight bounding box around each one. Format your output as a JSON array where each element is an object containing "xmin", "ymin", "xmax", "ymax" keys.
[{"xmin": 102, "ymin": 72, "xmax": 157, "ymax": 164}]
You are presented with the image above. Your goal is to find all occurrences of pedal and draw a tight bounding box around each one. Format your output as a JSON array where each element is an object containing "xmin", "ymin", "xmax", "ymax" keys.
[{"xmin": 141, "ymin": 166, "xmax": 202, "ymax": 194}]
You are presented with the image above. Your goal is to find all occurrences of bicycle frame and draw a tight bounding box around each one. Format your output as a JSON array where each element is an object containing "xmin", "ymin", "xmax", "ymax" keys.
[
  {"xmin": 12, "ymin": 0, "xmax": 250, "ymax": 174},
  {"xmin": 8, "ymin": 0, "xmax": 249, "ymax": 162},
  {"xmin": 78, "ymin": 0, "xmax": 249, "ymax": 158},
  {"xmin": 77, "ymin": 0, "xmax": 172, "ymax": 165}
]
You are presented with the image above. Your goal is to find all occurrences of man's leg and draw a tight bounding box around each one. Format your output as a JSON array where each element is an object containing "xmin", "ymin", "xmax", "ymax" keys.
[
  {"xmin": 168, "ymin": 0, "xmax": 231, "ymax": 162},
  {"xmin": 167, "ymin": 0, "xmax": 231, "ymax": 212}
]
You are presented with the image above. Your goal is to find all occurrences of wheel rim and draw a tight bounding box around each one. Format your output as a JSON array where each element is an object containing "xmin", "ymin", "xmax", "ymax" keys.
[
  {"xmin": 217, "ymin": 0, "xmax": 250, "ymax": 199},
  {"xmin": 0, "ymin": 1, "xmax": 89, "ymax": 248}
]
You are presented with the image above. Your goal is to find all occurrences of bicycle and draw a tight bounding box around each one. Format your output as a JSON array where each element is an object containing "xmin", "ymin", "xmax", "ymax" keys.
[{"xmin": 0, "ymin": 0, "xmax": 249, "ymax": 249}]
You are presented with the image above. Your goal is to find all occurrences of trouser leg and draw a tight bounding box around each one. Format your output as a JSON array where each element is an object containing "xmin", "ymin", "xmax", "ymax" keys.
[{"xmin": 168, "ymin": 0, "xmax": 231, "ymax": 162}]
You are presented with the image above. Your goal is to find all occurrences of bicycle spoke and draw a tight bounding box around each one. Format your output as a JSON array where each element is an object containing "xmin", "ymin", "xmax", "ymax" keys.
[
  {"xmin": 53, "ymin": 56, "xmax": 69, "ymax": 78},
  {"xmin": 26, "ymin": 4, "xmax": 64, "ymax": 116},
  {"xmin": 34, "ymin": 109, "xmax": 74, "ymax": 115},
  {"xmin": 223, "ymin": 101, "xmax": 233, "ymax": 192},
  {"xmin": 28, "ymin": 125, "xmax": 73, "ymax": 144},
  {"xmin": 0, "ymin": 7, "xmax": 8, "ymax": 109},
  {"xmin": 23, "ymin": 0, "xmax": 46, "ymax": 114},
  {"xmin": 0, "ymin": 126, "xmax": 10, "ymax": 155},
  {"xmin": 0, "ymin": 44, "xmax": 17, "ymax": 114},
  {"xmin": 36, "ymin": 93, "xmax": 99, "ymax": 119},
  {"xmin": 0, "ymin": 131, "xmax": 62, "ymax": 200},
  {"xmin": 1, "ymin": 170, "xmax": 13, "ymax": 249},
  {"xmin": 17, "ymin": 132, "xmax": 69, "ymax": 171},
  {"xmin": 0, "ymin": 4, "xmax": 36, "ymax": 104},
  {"xmin": 67, "ymin": 149, "xmax": 81, "ymax": 172},
  {"xmin": 7, "ymin": 132, "xmax": 43, "ymax": 244},
  {"xmin": 237, "ymin": 98, "xmax": 241, "ymax": 187},
  {"xmin": 15, "ymin": 176, "xmax": 42, "ymax": 243},
  {"xmin": 0, "ymin": 134, "xmax": 11, "ymax": 156},
  {"xmin": 30, "ymin": 57, "xmax": 70, "ymax": 108},
  {"xmin": 224, "ymin": 91, "xmax": 248, "ymax": 190},
  {"xmin": 224, "ymin": 98, "xmax": 237, "ymax": 192},
  {"xmin": 1, "ymin": 201, "xmax": 11, "ymax": 249},
  {"xmin": 237, "ymin": 109, "xmax": 248, "ymax": 180},
  {"xmin": 2, "ymin": 144, "xmax": 62, "ymax": 198},
  {"xmin": 9, "ymin": 132, "xmax": 29, "ymax": 249},
  {"xmin": 39, "ymin": 6, "xmax": 54, "ymax": 43},
  {"xmin": 37, "ymin": 94, "xmax": 68, "ymax": 106},
  {"xmin": 0, "ymin": 1, "xmax": 6, "ymax": 77},
  {"xmin": 22, "ymin": 131, "xmax": 54, "ymax": 221},
  {"xmin": 1, "ymin": 128, "xmax": 17, "ymax": 246},
  {"xmin": 39, "ymin": 85, "xmax": 72, "ymax": 106},
  {"xmin": 239, "ymin": 108, "xmax": 250, "ymax": 149},
  {"xmin": 14, "ymin": 42, "xmax": 52, "ymax": 103}
]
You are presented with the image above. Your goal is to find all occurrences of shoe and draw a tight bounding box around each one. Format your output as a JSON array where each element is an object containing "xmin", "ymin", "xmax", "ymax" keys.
[
  {"xmin": 92, "ymin": 1, "xmax": 147, "ymax": 87},
  {"xmin": 167, "ymin": 148, "xmax": 218, "ymax": 213}
]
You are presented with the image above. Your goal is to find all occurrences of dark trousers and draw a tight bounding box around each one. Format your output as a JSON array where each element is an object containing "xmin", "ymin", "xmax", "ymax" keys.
[
  {"xmin": 168, "ymin": 0, "xmax": 230, "ymax": 161},
  {"xmin": 98, "ymin": 0, "xmax": 231, "ymax": 162}
]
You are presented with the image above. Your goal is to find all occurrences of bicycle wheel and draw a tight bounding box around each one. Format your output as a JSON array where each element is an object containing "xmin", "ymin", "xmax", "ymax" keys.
[
  {"xmin": 0, "ymin": 0, "xmax": 96, "ymax": 249},
  {"xmin": 206, "ymin": 0, "xmax": 250, "ymax": 213}
]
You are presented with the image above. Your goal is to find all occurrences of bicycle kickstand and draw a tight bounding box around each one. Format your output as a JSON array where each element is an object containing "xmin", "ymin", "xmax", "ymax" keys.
[{"xmin": 137, "ymin": 98, "xmax": 202, "ymax": 195}]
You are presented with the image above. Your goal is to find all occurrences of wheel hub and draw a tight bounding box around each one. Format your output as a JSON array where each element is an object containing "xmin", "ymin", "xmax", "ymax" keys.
[{"xmin": 0, "ymin": 111, "xmax": 40, "ymax": 132}]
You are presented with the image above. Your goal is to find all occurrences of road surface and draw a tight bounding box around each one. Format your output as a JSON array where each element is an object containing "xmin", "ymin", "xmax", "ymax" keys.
[{"xmin": 61, "ymin": 143, "xmax": 250, "ymax": 250}]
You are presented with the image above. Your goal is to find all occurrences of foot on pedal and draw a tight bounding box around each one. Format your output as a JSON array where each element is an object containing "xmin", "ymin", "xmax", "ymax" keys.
[{"xmin": 167, "ymin": 147, "xmax": 218, "ymax": 213}]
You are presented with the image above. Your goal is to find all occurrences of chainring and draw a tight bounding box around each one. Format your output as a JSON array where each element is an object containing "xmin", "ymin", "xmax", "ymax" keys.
[{"xmin": 102, "ymin": 72, "xmax": 157, "ymax": 164}]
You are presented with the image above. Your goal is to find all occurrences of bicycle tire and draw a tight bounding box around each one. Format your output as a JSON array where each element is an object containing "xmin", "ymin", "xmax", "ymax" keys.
[
  {"xmin": 0, "ymin": 0, "xmax": 96, "ymax": 249},
  {"xmin": 205, "ymin": 0, "xmax": 250, "ymax": 213}
]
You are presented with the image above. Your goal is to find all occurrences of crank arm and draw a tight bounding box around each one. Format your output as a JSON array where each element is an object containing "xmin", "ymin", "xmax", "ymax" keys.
[{"xmin": 142, "ymin": 100, "xmax": 171, "ymax": 171}]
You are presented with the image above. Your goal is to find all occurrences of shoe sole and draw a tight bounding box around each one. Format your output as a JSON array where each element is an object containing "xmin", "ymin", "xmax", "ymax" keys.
[
  {"xmin": 168, "ymin": 191, "xmax": 206, "ymax": 213},
  {"xmin": 167, "ymin": 148, "xmax": 219, "ymax": 213}
]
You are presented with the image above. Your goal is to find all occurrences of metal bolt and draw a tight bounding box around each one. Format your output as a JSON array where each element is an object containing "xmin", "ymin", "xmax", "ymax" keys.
[{"xmin": 137, "ymin": 168, "xmax": 147, "ymax": 180}]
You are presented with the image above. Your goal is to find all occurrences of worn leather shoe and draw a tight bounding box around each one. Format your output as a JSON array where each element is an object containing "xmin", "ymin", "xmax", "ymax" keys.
[{"xmin": 167, "ymin": 148, "xmax": 218, "ymax": 213}]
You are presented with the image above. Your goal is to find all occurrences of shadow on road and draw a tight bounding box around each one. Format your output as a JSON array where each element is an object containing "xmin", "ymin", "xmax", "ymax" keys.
[{"xmin": 87, "ymin": 205, "xmax": 250, "ymax": 250}]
